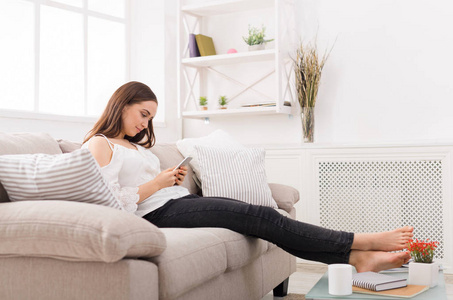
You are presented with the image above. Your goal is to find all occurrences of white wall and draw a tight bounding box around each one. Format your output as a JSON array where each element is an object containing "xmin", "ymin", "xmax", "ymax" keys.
[
  {"xmin": 129, "ymin": 0, "xmax": 181, "ymax": 143},
  {"xmin": 181, "ymin": 0, "xmax": 453, "ymax": 145},
  {"xmin": 300, "ymin": 0, "xmax": 453, "ymax": 144},
  {"xmin": 3, "ymin": 0, "xmax": 452, "ymax": 145}
]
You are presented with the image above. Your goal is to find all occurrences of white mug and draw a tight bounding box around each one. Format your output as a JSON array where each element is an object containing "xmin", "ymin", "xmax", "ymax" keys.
[{"xmin": 328, "ymin": 264, "xmax": 353, "ymax": 296}]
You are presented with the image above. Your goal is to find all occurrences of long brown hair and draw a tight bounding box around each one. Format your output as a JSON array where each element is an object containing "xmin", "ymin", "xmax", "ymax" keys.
[{"xmin": 84, "ymin": 81, "xmax": 157, "ymax": 148}]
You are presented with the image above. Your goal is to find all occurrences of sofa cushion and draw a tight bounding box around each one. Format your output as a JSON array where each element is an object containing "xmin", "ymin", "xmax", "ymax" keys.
[
  {"xmin": 56, "ymin": 139, "xmax": 82, "ymax": 153},
  {"xmin": 196, "ymin": 145, "xmax": 277, "ymax": 208},
  {"xmin": 0, "ymin": 132, "xmax": 63, "ymax": 203},
  {"xmin": 202, "ymin": 228, "xmax": 269, "ymax": 271},
  {"xmin": 150, "ymin": 226, "xmax": 276, "ymax": 300},
  {"xmin": 0, "ymin": 200, "xmax": 166, "ymax": 262},
  {"xmin": 0, "ymin": 132, "xmax": 62, "ymax": 155},
  {"xmin": 268, "ymin": 183, "xmax": 300, "ymax": 214},
  {"xmin": 0, "ymin": 149, "xmax": 120, "ymax": 209},
  {"xmin": 176, "ymin": 129, "xmax": 245, "ymax": 187},
  {"xmin": 150, "ymin": 143, "xmax": 199, "ymax": 195},
  {"xmin": 150, "ymin": 228, "xmax": 227, "ymax": 300}
]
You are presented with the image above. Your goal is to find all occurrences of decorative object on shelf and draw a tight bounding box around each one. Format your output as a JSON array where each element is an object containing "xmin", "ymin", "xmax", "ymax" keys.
[
  {"xmin": 188, "ymin": 33, "xmax": 200, "ymax": 57},
  {"xmin": 408, "ymin": 239, "xmax": 440, "ymax": 288},
  {"xmin": 199, "ymin": 96, "xmax": 208, "ymax": 111},
  {"xmin": 195, "ymin": 34, "xmax": 216, "ymax": 56},
  {"xmin": 227, "ymin": 48, "xmax": 237, "ymax": 54},
  {"xmin": 218, "ymin": 95, "xmax": 228, "ymax": 109},
  {"xmin": 294, "ymin": 41, "xmax": 330, "ymax": 143},
  {"xmin": 242, "ymin": 24, "xmax": 274, "ymax": 51}
]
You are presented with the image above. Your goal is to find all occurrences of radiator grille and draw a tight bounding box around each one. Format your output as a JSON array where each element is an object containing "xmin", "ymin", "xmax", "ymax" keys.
[{"xmin": 318, "ymin": 160, "xmax": 444, "ymax": 259}]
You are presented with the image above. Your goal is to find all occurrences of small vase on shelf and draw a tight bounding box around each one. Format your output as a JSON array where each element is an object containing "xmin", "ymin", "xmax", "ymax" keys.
[
  {"xmin": 302, "ymin": 107, "xmax": 315, "ymax": 143},
  {"xmin": 408, "ymin": 261, "xmax": 439, "ymax": 288}
]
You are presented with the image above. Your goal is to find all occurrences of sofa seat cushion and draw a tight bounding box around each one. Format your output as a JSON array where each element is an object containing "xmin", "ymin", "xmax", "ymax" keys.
[
  {"xmin": 0, "ymin": 200, "xmax": 166, "ymax": 262},
  {"xmin": 150, "ymin": 228, "xmax": 227, "ymax": 300},
  {"xmin": 202, "ymin": 228, "xmax": 269, "ymax": 271},
  {"xmin": 151, "ymin": 227, "xmax": 270, "ymax": 300}
]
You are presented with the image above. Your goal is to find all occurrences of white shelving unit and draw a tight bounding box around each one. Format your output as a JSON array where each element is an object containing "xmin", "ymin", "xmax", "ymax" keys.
[
  {"xmin": 181, "ymin": 49, "xmax": 275, "ymax": 67},
  {"xmin": 177, "ymin": 0, "xmax": 297, "ymax": 121},
  {"xmin": 181, "ymin": 0, "xmax": 274, "ymax": 16}
]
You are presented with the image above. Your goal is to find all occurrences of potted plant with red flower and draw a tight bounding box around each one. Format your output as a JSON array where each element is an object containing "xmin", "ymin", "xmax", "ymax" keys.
[{"xmin": 407, "ymin": 239, "xmax": 440, "ymax": 288}]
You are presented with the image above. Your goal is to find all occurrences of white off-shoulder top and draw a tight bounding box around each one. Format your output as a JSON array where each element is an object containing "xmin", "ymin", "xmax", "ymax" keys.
[{"xmin": 82, "ymin": 135, "xmax": 190, "ymax": 217}]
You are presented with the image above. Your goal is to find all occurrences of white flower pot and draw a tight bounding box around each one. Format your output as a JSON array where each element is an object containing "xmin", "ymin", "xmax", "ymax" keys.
[
  {"xmin": 248, "ymin": 44, "xmax": 265, "ymax": 51},
  {"xmin": 408, "ymin": 261, "xmax": 439, "ymax": 288}
]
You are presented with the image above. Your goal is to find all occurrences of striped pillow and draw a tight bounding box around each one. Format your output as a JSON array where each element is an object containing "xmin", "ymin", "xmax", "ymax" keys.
[
  {"xmin": 0, "ymin": 149, "xmax": 120, "ymax": 209},
  {"xmin": 195, "ymin": 145, "xmax": 277, "ymax": 208}
]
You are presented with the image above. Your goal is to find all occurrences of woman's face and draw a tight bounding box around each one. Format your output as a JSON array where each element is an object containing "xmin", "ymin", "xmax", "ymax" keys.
[{"xmin": 120, "ymin": 100, "xmax": 157, "ymax": 138}]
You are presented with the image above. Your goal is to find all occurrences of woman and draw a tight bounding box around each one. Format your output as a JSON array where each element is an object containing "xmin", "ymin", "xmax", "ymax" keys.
[{"xmin": 83, "ymin": 81, "xmax": 413, "ymax": 273}]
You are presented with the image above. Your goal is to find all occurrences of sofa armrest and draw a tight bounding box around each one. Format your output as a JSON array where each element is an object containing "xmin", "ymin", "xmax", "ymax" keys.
[
  {"xmin": 0, "ymin": 201, "xmax": 166, "ymax": 263},
  {"xmin": 268, "ymin": 183, "xmax": 300, "ymax": 214}
]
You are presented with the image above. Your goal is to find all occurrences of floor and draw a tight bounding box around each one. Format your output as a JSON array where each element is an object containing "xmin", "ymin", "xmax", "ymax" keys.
[{"xmin": 262, "ymin": 263, "xmax": 453, "ymax": 299}]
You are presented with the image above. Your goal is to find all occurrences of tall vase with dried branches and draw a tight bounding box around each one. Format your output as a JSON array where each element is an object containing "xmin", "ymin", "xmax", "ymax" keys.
[{"xmin": 294, "ymin": 42, "xmax": 330, "ymax": 143}]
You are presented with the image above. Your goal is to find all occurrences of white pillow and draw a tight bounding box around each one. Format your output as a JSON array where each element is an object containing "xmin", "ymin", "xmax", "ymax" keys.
[
  {"xmin": 176, "ymin": 130, "xmax": 245, "ymax": 186},
  {"xmin": 0, "ymin": 149, "xmax": 120, "ymax": 209},
  {"xmin": 195, "ymin": 145, "xmax": 277, "ymax": 208}
]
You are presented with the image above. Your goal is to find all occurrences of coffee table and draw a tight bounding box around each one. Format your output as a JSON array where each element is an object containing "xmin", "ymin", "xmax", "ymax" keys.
[{"xmin": 306, "ymin": 270, "xmax": 447, "ymax": 299}]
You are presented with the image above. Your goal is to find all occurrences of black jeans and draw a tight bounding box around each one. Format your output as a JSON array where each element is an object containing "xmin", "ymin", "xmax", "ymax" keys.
[{"xmin": 143, "ymin": 194, "xmax": 354, "ymax": 264}]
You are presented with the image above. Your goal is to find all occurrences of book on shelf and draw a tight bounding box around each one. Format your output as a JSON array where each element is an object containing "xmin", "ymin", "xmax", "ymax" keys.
[
  {"xmin": 352, "ymin": 271, "xmax": 407, "ymax": 291},
  {"xmin": 353, "ymin": 284, "xmax": 429, "ymax": 298},
  {"xmin": 241, "ymin": 101, "xmax": 291, "ymax": 108},
  {"xmin": 195, "ymin": 34, "xmax": 216, "ymax": 56},
  {"xmin": 188, "ymin": 33, "xmax": 200, "ymax": 57}
]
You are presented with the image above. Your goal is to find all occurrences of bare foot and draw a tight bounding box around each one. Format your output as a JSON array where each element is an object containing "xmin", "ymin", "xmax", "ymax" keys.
[
  {"xmin": 349, "ymin": 250, "xmax": 411, "ymax": 273},
  {"xmin": 352, "ymin": 226, "xmax": 414, "ymax": 251}
]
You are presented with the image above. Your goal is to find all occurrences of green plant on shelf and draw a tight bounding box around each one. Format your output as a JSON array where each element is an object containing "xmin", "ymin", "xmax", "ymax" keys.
[
  {"xmin": 199, "ymin": 96, "xmax": 208, "ymax": 110},
  {"xmin": 199, "ymin": 96, "xmax": 207, "ymax": 106},
  {"xmin": 242, "ymin": 24, "xmax": 274, "ymax": 46},
  {"xmin": 218, "ymin": 95, "xmax": 228, "ymax": 109}
]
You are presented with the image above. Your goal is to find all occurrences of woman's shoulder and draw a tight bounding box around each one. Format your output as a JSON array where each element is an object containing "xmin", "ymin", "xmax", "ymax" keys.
[
  {"xmin": 88, "ymin": 135, "xmax": 113, "ymax": 148},
  {"xmin": 85, "ymin": 136, "xmax": 115, "ymax": 167}
]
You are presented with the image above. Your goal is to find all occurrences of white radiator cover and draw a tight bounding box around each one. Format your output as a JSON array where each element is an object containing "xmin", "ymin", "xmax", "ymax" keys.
[
  {"xmin": 319, "ymin": 160, "xmax": 444, "ymax": 259},
  {"xmin": 265, "ymin": 145, "xmax": 453, "ymax": 272}
]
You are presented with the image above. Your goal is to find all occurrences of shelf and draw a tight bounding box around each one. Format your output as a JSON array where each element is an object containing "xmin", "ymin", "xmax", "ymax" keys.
[
  {"xmin": 182, "ymin": 49, "xmax": 275, "ymax": 67},
  {"xmin": 182, "ymin": 105, "xmax": 292, "ymax": 119},
  {"xmin": 177, "ymin": 0, "xmax": 296, "ymax": 121},
  {"xmin": 182, "ymin": 0, "xmax": 274, "ymax": 17}
]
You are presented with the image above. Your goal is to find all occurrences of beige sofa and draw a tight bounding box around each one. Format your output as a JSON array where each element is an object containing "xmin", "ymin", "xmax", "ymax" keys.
[{"xmin": 0, "ymin": 132, "xmax": 299, "ymax": 300}]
